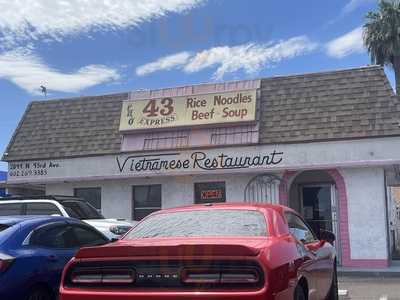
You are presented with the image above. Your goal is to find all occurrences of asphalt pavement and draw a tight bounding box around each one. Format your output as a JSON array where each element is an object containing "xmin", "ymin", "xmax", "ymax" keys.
[{"xmin": 339, "ymin": 276, "xmax": 400, "ymax": 300}]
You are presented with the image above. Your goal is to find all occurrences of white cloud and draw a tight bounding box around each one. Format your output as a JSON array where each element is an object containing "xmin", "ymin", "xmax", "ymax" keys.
[
  {"xmin": 186, "ymin": 37, "xmax": 317, "ymax": 79},
  {"xmin": 326, "ymin": 27, "xmax": 364, "ymax": 58},
  {"xmin": 135, "ymin": 36, "xmax": 317, "ymax": 79},
  {"xmin": 342, "ymin": 0, "xmax": 376, "ymax": 14},
  {"xmin": 0, "ymin": 49, "xmax": 120, "ymax": 94},
  {"xmin": 136, "ymin": 52, "xmax": 192, "ymax": 76},
  {"xmin": 0, "ymin": 0, "xmax": 206, "ymax": 48}
]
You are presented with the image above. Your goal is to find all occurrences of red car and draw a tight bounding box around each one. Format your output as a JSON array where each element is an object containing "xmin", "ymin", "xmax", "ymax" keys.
[{"xmin": 59, "ymin": 203, "xmax": 338, "ymax": 300}]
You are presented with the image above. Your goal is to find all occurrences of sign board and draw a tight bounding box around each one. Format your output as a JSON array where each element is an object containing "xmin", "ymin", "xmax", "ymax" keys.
[
  {"xmin": 119, "ymin": 89, "xmax": 257, "ymax": 131},
  {"xmin": 194, "ymin": 182, "xmax": 226, "ymax": 203},
  {"xmin": 7, "ymin": 137, "xmax": 400, "ymax": 184},
  {"xmin": 8, "ymin": 149, "xmax": 283, "ymax": 182}
]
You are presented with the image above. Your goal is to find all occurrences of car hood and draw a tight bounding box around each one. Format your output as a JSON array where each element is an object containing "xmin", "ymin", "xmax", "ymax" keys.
[
  {"xmin": 82, "ymin": 219, "xmax": 133, "ymax": 228},
  {"xmin": 76, "ymin": 237, "xmax": 272, "ymax": 259}
]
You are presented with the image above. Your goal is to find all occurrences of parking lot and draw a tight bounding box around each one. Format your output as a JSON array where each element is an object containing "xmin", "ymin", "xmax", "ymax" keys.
[{"xmin": 339, "ymin": 277, "xmax": 400, "ymax": 300}]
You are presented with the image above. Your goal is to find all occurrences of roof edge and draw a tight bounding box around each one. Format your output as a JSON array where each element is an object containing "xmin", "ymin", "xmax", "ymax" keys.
[
  {"xmin": 29, "ymin": 91, "xmax": 129, "ymax": 105},
  {"xmin": 3, "ymin": 134, "xmax": 400, "ymax": 163},
  {"xmin": 261, "ymin": 65, "xmax": 383, "ymax": 81},
  {"xmin": 2, "ymin": 102, "xmax": 34, "ymax": 162},
  {"xmin": 27, "ymin": 65, "xmax": 385, "ymax": 104}
]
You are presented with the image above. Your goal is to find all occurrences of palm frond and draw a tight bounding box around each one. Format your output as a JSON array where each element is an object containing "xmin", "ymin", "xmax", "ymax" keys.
[{"xmin": 363, "ymin": 0, "xmax": 400, "ymax": 67}]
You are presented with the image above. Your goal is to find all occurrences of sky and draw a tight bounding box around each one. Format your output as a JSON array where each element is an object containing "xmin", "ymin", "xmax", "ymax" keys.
[{"xmin": 0, "ymin": 0, "xmax": 389, "ymax": 171}]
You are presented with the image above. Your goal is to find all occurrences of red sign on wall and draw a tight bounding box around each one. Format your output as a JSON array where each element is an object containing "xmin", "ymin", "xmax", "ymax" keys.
[{"xmin": 195, "ymin": 182, "xmax": 226, "ymax": 203}]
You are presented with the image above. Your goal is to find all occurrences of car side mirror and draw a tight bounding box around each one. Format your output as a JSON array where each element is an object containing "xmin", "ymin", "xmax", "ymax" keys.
[{"xmin": 320, "ymin": 230, "xmax": 335, "ymax": 245}]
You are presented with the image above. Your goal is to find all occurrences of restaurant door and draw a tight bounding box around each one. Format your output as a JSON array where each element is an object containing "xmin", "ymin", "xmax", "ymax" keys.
[
  {"xmin": 300, "ymin": 184, "xmax": 339, "ymax": 240},
  {"xmin": 388, "ymin": 187, "xmax": 400, "ymax": 260},
  {"xmin": 289, "ymin": 171, "xmax": 341, "ymax": 263},
  {"xmin": 300, "ymin": 184, "xmax": 340, "ymax": 263}
]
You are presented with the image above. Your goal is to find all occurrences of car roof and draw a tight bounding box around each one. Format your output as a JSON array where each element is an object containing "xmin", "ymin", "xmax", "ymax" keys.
[
  {"xmin": 0, "ymin": 215, "xmax": 69, "ymax": 226},
  {"xmin": 0, "ymin": 199, "xmax": 85, "ymax": 205},
  {"xmin": 153, "ymin": 202, "xmax": 293, "ymax": 215},
  {"xmin": 0, "ymin": 195, "xmax": 84, "ymax": 202},
  {"xmin": 0, "ymin": 199, "xmax": 58, "ymax": 203}
]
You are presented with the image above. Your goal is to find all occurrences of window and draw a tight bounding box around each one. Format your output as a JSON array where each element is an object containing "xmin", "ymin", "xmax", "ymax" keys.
[
  {"xmin": 125, "ymin": 209, "xmax": 267, "ymax": 239},
  {"xmin": 194, "ymin": 182, "xmax": 226, "ymax": 204},
  {"xmin": 30, "ymin": 224, "xmax": 79, "ymax": 248},
  {"xmin": 0, "ymin": 203, "xmax": 23, "ymax": 216},
  {"xmin": 210, "ymin": 124, "xmax": 259, "ymax": 145},
  {"xmin": 0, "ymin": 224, "xmax": 10, "ymax": 232},
  {"xmin": 74, "ymin": 187, "xmax": 101, "ymax": 210},
  {"xmin": 71, "ymin": 225, "xmax": 108, "ymax": 247},
  {"xmin": 143, "ymin": 130, "xmax": 189, "ymax": 150},
  {"xmin": 132, "ymin": 185, "xmax": 161, "ymax": 221},
  {"xmin": 61, "ymin": 201, "xmax": 104, "ymax": 220},
  {"xmin": 25, "ymin": 203, "xmax": 61, "ymax": 216},
  {"xmin": 285, "ymin": 212, "xmax": 316, "ymax": 244}
]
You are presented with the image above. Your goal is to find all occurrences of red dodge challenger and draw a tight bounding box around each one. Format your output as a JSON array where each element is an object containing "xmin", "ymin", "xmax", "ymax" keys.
[{"xmin": 59, "ymin": 203, "xmax": 338, "ymax": 300}]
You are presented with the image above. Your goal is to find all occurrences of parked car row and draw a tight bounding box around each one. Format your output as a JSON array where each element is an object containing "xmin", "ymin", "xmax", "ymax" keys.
[
  {"xmin": 0, "ymin": 196, "xmax": 134, "ymax": 238},
  {"xmin": 1, "ymin": 200, "xmax": 338, "ymax": 300},
  {"xmin": 0, "ymin": 216, "xmax": 109, "ymax": 300}
]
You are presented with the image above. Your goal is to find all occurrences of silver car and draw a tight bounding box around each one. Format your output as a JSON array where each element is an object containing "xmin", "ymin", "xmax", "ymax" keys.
[{"xmin": 0, "ymin": 197, "xmax": 134, "ymax": 238}]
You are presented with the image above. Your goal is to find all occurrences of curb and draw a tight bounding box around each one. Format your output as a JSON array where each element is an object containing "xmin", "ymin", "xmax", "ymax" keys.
[{"xmin": 338, "ymin": 270, "xmax": 400, "ymax": 278}]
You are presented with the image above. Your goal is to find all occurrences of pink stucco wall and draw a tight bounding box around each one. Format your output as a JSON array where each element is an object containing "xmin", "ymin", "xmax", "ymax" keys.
[{"xmin": 279, "ymin": 169, "xmax": 388, "ymax": 268}]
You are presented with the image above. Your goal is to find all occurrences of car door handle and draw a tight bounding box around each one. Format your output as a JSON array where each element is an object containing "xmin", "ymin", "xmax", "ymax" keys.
[{"xmin": 46, "ymin": 255, "xmax": 59, "ymax": 262}]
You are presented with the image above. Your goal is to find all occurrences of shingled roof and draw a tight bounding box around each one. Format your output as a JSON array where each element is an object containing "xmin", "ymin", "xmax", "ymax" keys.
[
  {"xmin": 3, "ymin": 93, "xmax": 128, "ymax": 162},
  {"xmin": 259, "ymin": 66, "xmax": 400, "ymax": 143},
  {"xmin": 3, "ymin": 66, "xmax": 400, "ymax": 162}
]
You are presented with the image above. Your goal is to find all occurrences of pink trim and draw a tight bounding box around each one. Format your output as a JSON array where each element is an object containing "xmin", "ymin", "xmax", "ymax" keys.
[
  {"xmin": 128, "ymin": 79, "xmax": 261, "ymax": 100},
  {"xmin": 326, "ymin": 169, "xmax": 352, "ymax": 267},
  {"xmin": 278, "ymin": 169, "xmax": 389, "ymax": 269},
  {"xmin": 279, "ymin": 171, "xmax": 297, "ymax": 206},
  {"xmin": 121, "ymin": 124, "xmax": 260, "ymax": 152}
]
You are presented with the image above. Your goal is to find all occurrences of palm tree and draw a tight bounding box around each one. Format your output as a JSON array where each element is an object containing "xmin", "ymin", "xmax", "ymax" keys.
[{"xmin": 363, "ymin": 0, "xmax": 400, "ymax": 94}]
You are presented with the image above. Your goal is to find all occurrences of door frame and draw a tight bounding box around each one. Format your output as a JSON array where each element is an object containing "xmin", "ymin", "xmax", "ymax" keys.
[
  {"xmin": 387, "ymin": 186, "xmax": 400, "ymax": 261},
  {"xmin": 299, "ymin": 183, "xmax": 341, "ymax": 264}
]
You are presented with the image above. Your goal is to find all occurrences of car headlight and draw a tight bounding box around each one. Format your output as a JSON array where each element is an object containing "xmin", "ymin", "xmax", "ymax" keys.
[{"xmin": 109, "ymin": 225, "xmax": 132, "ymax": 235}]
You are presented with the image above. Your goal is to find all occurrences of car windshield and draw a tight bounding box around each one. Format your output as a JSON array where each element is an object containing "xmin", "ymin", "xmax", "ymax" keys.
[
  {"xmin": 124, "ymin": 209, "xmax": 267, "ymax": 239},
  {"xmin": 61, "ymin": 201, "xmax": 104, "ymax": 220}
]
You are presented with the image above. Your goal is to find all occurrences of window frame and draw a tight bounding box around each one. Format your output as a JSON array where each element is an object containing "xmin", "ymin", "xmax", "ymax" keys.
[
  {"xmin": 284, "ymin": 211, "xmax": 318, "ymax": 244},
  {"xmin": 74, "ymin": 187, "xmax": 102, "ymax": 211},
  {"xmin": 61, "ymin": 200, "xmax": 104, "ymax": 220},
  {"xmin": 0, "ymin": 202, "xmax": 24, "ymax": 216},
  {"xmin": 69, "ymin": 223, "xmax": 109, "ymax": 247},
  {"xmin": 24, "ymin": 202, "xmax": 62, "ymax": 216},
  {"xmin": 26, "ymin": 222, "xmax": 78, "ymax": 249},
  {"xmin": 132, "ymin": 184, "xmax": 162, "ymax": 221}
]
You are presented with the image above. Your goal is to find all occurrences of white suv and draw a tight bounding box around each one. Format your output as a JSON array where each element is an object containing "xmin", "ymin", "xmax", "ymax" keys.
[{"xmin": 0, "ymin": 196, "xmax": 134, "ymax": 239}]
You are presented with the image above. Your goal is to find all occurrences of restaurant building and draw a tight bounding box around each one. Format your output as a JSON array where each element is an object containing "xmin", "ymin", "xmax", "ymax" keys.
[{"xmin": 3, "ymin": 66, "xmax": 400, "ymax": 268}]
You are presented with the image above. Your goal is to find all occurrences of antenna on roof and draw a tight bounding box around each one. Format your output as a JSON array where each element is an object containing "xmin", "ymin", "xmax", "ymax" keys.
[{"xmin": 40, "ymin": 85, "xmax": 47, "ymax": 98}]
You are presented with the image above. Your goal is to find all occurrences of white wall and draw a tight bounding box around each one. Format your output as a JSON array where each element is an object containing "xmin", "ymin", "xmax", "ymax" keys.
[
  {"xmin": 340, "ymin": 167, "xmax": 388, "ymax": 260},
  {"xmin": 46, "ymin": 167, "xmax": 390, "ymax": 261},
  {"xmin": 46, "ymin": 173, "xmax": 255, "ymax": 220},
  {"xmin": 11, "ymin": 136, "xmax": 400, "ymax": 185}
]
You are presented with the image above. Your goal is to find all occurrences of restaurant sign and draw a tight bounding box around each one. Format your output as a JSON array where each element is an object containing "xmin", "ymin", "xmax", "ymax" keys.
[
  {"xmin": 7, "ymin": 148, "xmax": 283, "ymax": 183},
  {"xmin": 119, "ymin": 89, "xmax": 257, "ymax": 131},
  {"xmin": 8, "ymin": 137, "xmax": 400, "ymax": 184}
]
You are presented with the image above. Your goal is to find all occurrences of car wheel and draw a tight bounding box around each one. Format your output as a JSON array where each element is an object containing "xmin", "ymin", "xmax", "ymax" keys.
[
  {"xmin": 326, "ymin": 261, "xmax": 339, "ymax": 300},
  {"xmin": 294, "ymin": 284, "xmax": 307, "ymax": 300},
  {"xmin": 26, "ymin": 286, "xmax": 53, "ymax": 300}
]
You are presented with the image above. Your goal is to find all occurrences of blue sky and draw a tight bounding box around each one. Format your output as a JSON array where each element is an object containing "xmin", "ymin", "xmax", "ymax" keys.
[{"xmin": 0, "ymin": 0, "xmax": 388, "ymax": 171}]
